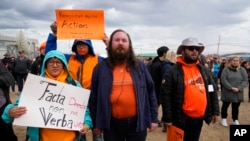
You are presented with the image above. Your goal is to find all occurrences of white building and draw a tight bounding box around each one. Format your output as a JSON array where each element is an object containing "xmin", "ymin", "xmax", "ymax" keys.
[{"xmin": 0, "ymin": 34, "xmax": 39, "ymax": 59}]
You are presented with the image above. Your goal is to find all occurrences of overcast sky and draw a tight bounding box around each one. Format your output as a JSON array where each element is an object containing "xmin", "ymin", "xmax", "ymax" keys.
[{"xmin": 0, "ymin": 0, "xmax": 250, "ymax": 56}]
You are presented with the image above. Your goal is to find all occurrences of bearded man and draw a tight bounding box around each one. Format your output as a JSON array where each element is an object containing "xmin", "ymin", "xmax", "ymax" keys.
[
  {"xmin": 161, "ymin": 37, "xmax": 219, "ymax": 141},
  {"xmin": 89, "ymin": 29, "xmax": 158, "ymax": 141}
]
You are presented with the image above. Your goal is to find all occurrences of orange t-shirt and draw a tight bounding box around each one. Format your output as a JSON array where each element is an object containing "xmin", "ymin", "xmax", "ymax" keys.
[
  {"xmin": 110, "ymin": 65, "xmax": 137, "ymax": 118},
  {"xmin": 40, "ymin": 128, "xmax": 76, "ymax": 141}
]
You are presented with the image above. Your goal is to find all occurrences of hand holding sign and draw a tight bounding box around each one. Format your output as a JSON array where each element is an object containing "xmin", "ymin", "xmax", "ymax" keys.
[
  {"xmin": 13, "ymin": 74, "xmax": 90, "ymax": 131},
  {"xmin": 50, "ymin": 21, "xmax": 57, "ymax": 35},
  {"xmin": 103, "ymin": 33, "xmax": 109, "ymax": 46},
  {"xmin": 9, "ymin": 106, "xmax": 27, "ymax": 118}
]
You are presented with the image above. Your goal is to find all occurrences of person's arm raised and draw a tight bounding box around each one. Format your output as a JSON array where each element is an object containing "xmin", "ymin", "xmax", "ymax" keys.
[
  {"xmin": 45, "ymin": 21, "xmax": 58, "ymax": 54},
  {"xmin": 102, "ymin": 33, "xmax": 109, "ymax": 47}
]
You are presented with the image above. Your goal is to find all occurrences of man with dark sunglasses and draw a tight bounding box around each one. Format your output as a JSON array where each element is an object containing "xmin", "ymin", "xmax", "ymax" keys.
[{"xmin": 161, "ymin": 37, "xmax": 219, "ymax": 141}]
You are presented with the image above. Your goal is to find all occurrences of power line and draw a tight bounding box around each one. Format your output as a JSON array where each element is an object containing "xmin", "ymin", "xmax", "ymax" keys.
[{"xmin": 206, "ymin": 43, "xmax": 250, "ymax": 46}]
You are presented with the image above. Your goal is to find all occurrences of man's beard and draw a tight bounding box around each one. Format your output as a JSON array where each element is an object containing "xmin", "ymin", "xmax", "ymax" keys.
[
  {"xmin": 183, "ymin": 53, "xmax": 198, "ymax": 64},
  {"xmin": 111, "ymin": 47, "xmax": 129, "ymax": 63}
]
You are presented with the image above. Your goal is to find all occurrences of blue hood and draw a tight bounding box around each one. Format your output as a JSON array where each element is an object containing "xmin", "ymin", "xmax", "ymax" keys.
[{"xmin": 71, "ymin": 39, "xmax": 95, "ymax": 56}]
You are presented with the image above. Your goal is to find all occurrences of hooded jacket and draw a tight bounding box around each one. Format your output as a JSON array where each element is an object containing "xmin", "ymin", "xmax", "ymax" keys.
[
  {"xmin": 45, "ymin": 34, "xmax": 103, "ymax": 89},
  {"xmin": 2, "ymin": 50, "xmax": 92, "ymax": 141}
]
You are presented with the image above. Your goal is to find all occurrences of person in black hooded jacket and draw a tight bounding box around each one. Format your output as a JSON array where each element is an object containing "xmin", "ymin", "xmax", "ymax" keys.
[
  {"xmin": 161, "ymin": 37, "xmax": 219, "ymax": 141},
  {"xmin": 30, "ymin": 41, "xmax": 46, "ymax": 75},
  {"xmin": 148, "ymin": 46, "xmax": 173, "ymax": 131}
]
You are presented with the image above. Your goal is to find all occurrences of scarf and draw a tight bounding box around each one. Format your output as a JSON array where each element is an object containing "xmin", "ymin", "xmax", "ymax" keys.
[
  {"xmin": 45, "ymin": 69, "xmax": 68, "ymax": 84},
  {"xmin": 229, "ymin": 65, "xmax": 240, "ymax": 72}
]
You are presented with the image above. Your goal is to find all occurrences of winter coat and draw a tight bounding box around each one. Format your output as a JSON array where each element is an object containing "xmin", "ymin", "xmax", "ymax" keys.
[
  {"xmin": 148, "ymin": 57, "xmax": 173, "ymax": 104},
  {"xmin": 161, "ymin": 63, "xmax": 220, "ymax": 129},
  {"xmin": 30, "ymin": 54, "xmax": 44, "ymax": 75},
  {"xmin": 0, "ymin": 62, "xmax": 17, "ymax": 140},
  {"xmin": 14, "ymin": 57, "xmax": 30, "ymax": 75},
  {"xmin": 220, "ymin": 66, "xmax": 248, "ymax": 102}
]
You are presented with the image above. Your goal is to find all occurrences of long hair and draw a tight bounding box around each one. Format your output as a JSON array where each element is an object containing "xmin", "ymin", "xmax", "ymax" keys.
[
  {"xmin": 228, "ymin": 55, "xmax": 241, "ymax": 71},
  {"xmin": 106, "ymin": 29, "xmax": 139, "ymax": 70}
]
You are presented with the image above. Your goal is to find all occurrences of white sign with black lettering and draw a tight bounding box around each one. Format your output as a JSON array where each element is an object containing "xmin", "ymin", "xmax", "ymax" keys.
[{"xmin": 13, "ymin": 74, "xmax": 90, "ymax": 131}]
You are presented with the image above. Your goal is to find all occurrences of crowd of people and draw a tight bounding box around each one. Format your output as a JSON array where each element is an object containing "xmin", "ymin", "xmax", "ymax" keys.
[{"xmin": 0, "ymin": 23, "xmax": 250, "ymax": 141}]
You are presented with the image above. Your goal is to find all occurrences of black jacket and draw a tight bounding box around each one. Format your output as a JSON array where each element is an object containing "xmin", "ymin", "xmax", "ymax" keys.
[
  {"xmin": 30, "ymin": 55, "xmax": 44, "ymax": 75},
  {"xmin": 14, "ymin": 57, "xmax": 30, "ymax": 75},
  {"xmin": 0, "ymin": 63, "xmax": 15, "ymax": 105},
  {"xmin": 149, "ymin": 57, "xmax": 173, "ymax": 104},
  {"xmin": 161, "ymin": 63, "xmax": 219, "ymax": 129},
  {"xmin": 0, "ymin": 62, "xmax": 17, "ymax": 140}
]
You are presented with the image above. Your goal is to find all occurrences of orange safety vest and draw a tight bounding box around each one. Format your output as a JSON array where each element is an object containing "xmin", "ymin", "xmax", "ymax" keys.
[{"xmin": 68, "ymin": 55, "xmax": 98, "ymax": 89}]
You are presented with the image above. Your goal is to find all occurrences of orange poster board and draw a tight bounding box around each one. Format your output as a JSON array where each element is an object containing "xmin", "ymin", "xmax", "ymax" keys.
[
  {"xmin": 55, "ymin": 9, "xmax": 104, "ymax": 40},
  {"xmin": 167, "ymin": 125, "xmax": 184, "ymax": 141}
]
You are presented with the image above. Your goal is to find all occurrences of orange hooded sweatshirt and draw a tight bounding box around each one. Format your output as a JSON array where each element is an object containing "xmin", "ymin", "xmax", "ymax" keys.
[{"xmin": 177, "ymin": 57, "xmax": 207, "ymax": 118}]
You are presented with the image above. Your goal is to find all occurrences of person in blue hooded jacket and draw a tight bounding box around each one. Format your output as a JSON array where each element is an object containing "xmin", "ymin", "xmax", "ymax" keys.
[
  {"xmin": 46, "ymin": 21, "xmax": 108, "ymax": 90},
  {"xmin": 46, "ymin": 21, "xmax": 107, "ymax": 140},
  {"xmin": 2, "ymin": 50, "xmax": 92, "ymax": 141}
]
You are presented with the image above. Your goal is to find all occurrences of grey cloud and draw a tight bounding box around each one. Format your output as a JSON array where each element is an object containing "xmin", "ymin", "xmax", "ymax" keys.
[
  {"xmin": 1, "ymin": 0, "xmax": 249, "ymax": 28},
  {"xmin": 0, "ymin": 0, "xmax": 249, "ymax": 54}
]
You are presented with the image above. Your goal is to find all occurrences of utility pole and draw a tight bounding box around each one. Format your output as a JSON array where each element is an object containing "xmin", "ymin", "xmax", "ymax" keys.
[{"xmin": 217, "ymin": 35, "xmax": 221, "ymax": 56}]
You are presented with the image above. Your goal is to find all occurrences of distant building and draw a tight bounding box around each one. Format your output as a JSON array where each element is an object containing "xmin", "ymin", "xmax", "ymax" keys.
[
  {"xmin": 220, "ymin": 52, "xmax": 250, "ymax": 61},
  {"xmin": 0, "ymin": 34, "xmax": 39, "ymax": 59}
]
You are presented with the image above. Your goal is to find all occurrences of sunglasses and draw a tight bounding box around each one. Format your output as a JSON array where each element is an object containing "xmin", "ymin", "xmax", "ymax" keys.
[{"xmin": 185, "ymin": 46, "xmax": 200, "ymax": 51}]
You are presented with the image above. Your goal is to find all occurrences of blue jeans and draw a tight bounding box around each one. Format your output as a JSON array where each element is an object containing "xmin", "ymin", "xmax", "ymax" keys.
[{"xmin": 103, "ymin": 116, "xmax": 147, "ymax": 141}]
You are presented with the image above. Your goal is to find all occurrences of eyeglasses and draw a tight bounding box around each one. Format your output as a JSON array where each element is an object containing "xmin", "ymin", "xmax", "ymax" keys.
[
  {"xmin": 47, "ymin": 60, "xmax": 63, "ymax": 67},
  {"xmin": 185, "ymin": 46, "xmax": 200, "ymax": 51}
]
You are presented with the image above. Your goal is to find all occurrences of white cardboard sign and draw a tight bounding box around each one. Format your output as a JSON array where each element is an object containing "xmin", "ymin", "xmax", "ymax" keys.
[{"xmin": 13, "ymin": 74, "xmax": 90, "ymax": 131}]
